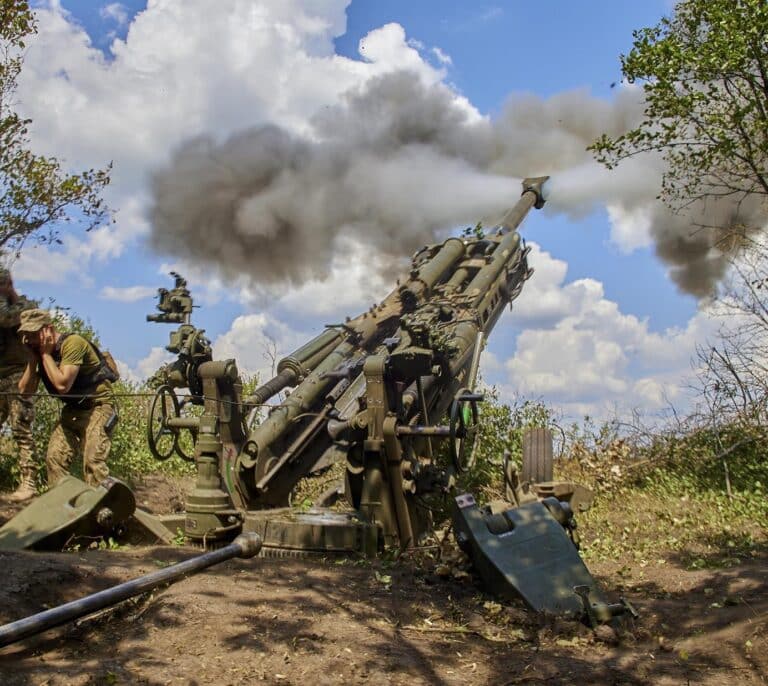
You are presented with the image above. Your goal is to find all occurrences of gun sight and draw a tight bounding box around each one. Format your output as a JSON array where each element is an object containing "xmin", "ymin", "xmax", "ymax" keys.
[{"xmin": 147, "ymin": 273, "xmax": 194, "ymax": 325}]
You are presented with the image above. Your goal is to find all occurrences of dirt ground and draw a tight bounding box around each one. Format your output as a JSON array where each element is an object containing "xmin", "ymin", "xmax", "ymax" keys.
[{"xmin": 0, "ymin": 481, "xmax": 765, "ymax": 686}]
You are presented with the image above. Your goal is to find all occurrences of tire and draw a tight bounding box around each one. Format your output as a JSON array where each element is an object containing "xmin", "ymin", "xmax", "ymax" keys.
[{"xmin": 521, "ymin": 427, "xmax": 553, "ymax": 484}]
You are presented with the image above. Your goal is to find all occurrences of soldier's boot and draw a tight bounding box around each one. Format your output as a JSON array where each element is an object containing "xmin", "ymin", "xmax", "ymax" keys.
[{"xmin": 8, "ymin": 470, "xmax": 36, "ymax": 502}]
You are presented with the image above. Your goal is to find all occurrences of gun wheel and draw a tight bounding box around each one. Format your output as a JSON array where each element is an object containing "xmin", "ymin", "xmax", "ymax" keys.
[
  {"xmin": 174, "ymin": 433, "xmax": 196, "ymax": 462},
  {"xmin": 173, "ymin": 396, "xmax": 197, "ymax": 463},
  {"xmin": 147, "ymin": 385, "xmax": 180, "ymax": 461},
  {"xmin": 449, "ymin": 388, "xmax": 481, "ymax": 473}
]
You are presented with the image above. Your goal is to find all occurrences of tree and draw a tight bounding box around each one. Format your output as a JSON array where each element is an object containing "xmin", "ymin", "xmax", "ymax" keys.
[
  {"xmin": 592, "ymin": 0, "xmax": 768, "ymax": 438},
  {"xmin": 0, "ymin": 0, "xmax": 110, "ymax": 256},
  {"xmin": 695, "ymin": 233, "xmax": 768, "ymax": 429},
  {"xmin": 591, "ymin": 0, "xmax": 768, "ymax": 210}
]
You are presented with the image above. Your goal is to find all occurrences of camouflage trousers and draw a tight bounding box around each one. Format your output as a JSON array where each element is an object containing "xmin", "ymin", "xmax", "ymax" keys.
[
  {"xmin": 47, "ymin": 404, "xmax": 117, "ymax": 487},
  {"xmin": 0, "ymin": 370, "xmax": 36, "ymax": 476}
]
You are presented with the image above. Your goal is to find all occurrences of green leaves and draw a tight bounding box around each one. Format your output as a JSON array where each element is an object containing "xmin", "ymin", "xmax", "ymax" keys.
[
  {"xmin": 459, "ymin": 390, "xmax": 553, "ymax": 501},
  {"xmin": 0, "ymin": 0, "xmax": 112, "ymax": 256},
  {"xmin": 591, "ymin": 0, "xmax": 768, "ymax": 207}
]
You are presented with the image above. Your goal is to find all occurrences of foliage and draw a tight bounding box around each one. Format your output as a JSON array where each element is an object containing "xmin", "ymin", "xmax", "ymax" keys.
[
  {"xmin": 0, "ymin": 0, "xmax": 111, "ymax": 256},
  {"xmin": 460, "ymin": 389, "xmax": 552, "ymax": 500},
  {"xmin": 591, "ymin": 0, "xmax": 768, "ymax": 209},
  {"xmin": 0, "ymin": 309, "xmax": 194, "ymax": 490},
  {"xmin": 557, "ymin": 414, "xmax": 768, "ymax": 565},
  {"xmin": 688, "ymin": 234, "xmax": 768, "ymax": 433},
  {"xmin": 461, "ymin": 222, "xmax": 485, "ymax": 240},
  {"xmin": 415, "ymin": 391, "xmax": 554, "ymax": 525}
]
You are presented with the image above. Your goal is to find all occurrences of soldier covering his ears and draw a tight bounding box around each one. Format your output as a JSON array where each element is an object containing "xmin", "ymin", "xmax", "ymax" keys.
[{"xmin": 17, "ymin": 309, "xmax": 118, "ymax": 487}]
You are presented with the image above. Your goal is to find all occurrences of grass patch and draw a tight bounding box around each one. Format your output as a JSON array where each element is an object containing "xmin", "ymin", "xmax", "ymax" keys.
[{"xmin": 558, "ymin": 427, "xmax": 768, "ymax": 565}]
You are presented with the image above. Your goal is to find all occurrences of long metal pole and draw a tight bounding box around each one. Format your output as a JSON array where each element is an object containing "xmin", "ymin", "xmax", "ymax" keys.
[{"xmin": 0, "ymin": 533, "xmax": 262, "ymax": 649}]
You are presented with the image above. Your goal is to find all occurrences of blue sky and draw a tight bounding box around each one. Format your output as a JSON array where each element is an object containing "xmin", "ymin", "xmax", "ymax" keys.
[
  {"xmin": 336, "ymin": 0, "xmax": 696, "ymax": 332},
  {"xmin": 13, "ymin": 1, "xmax": 710, "ymax": 418}
]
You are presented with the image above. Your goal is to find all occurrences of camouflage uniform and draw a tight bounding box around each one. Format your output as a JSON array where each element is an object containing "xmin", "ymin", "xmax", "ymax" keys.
[
  {"xmin": 37, "ymin": 332, "xmax": 117, "ymax": 488},
  {"xmin": 46, "ymin": 403, "xmax": 114, "ymax": 486},
  {"xmin": 0, "ymin": 295, "xmax": 38, "ymax": 493},
  {"xmin": 0, "ymin": 371, "xmax": 35, "ymax": 480}
]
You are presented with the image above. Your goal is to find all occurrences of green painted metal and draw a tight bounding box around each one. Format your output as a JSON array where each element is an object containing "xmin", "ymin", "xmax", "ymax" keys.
[
  {"xmin": 243, "ymin": 508, "xmax": 379, "ymax": 557},
  {"xmin": 0, "ymin": 476, "xmax": 135, "ymax": 551},
  {"xmin": 452, "ymin": 493, "xmax": 605, "ymax": 617},
  {"xmin": 0, "ymin": 533, "xmax": 262, "ymax": 648}
]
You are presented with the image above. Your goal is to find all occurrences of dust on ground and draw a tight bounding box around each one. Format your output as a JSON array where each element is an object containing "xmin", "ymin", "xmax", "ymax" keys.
[{"xmin": 0, "ymin": 481, "xmax": 765, "ymax": 686}]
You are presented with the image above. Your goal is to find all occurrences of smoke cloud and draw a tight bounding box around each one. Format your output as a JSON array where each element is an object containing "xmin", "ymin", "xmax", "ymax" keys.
[{"xmin": 149, "ymin": 70, "xmax": 766, "ymax": 296}]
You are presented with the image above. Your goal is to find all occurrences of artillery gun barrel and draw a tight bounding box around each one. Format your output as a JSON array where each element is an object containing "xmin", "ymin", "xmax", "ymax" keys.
[
  {"xmin": 463, "ymin": 177, "xmax": 546, "ymax": 310},
  {"xmin": 0, "ymin": 533, "xmax": 262, "ymax": 649},
  {"xmin": 438, "ymin": 179, "xmax": 548, "ymax": 385},
  {"xmin": 446, "ymin": 239, "xmax": 527, "ymax": 380},
  {"xmin": 246, "ymin": 236, "xmax": 469, "ymax": 423},
  {"xmin": 246, "ymin": 329, "xmax": 343, "ymax": 405},
  {"xmin": 500, "ymin": 176, "xmax": 548, "ymax": 230},
  {"xmin": 464, "ymin": 229, "xmax": 522, "ymax": 308}
]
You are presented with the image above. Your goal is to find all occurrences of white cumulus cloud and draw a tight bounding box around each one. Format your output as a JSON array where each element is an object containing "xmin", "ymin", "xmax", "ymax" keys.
[
  {"xmin": 99, "ymin": 3, "xmax": 129, "ymax": 27},
  {"xmin": 100, "ymin": 285, "xmax": 157, "ymax": 302},
  {"xmin": 501, "ymin": 244, "xmax": 722, "ymax": 418},
  {"xmin": 7, "ymin": 1, "xmax": 737, "ymax": 421}
]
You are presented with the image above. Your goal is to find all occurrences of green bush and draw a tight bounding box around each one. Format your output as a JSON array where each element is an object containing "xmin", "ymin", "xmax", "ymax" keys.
[
  {"xmin": 0, "ymin": 378, "xmax": 195, "ymax": 492},
  {"xmin": 0, "ymin": 310, "xmax": 195, "ymax": 491},
  {"xmin": 461, "ymin": 390, "xmax": 553, "ymax": 500}
]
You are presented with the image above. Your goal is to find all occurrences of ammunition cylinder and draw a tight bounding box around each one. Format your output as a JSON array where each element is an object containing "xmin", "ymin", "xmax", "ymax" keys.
[
  {"xmin": 399, "ymin": 237, "xmax": 465, "ymax": 309},
  {"xmin": 242, "ymin": 310, "xmax": 385, "ymax": 468}
]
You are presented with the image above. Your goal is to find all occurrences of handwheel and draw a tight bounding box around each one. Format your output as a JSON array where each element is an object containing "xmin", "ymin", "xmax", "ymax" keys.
[
  {"xmin": 449, "ymin": 388, "xmax": 482, "ymax": 473},
  {"xmin": 147, "ymin": 385, "xmax": 180, "ymax": 461}
]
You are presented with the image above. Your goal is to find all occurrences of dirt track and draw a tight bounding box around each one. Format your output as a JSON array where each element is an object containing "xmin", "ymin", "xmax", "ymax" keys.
[{"xmin": 0, "ymin": 490, "xmax": 766, "ymax": 685}]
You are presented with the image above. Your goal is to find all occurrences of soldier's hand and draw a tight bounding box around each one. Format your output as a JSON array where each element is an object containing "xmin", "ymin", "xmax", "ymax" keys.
[{"xmin": 39, "ymin": 329, "xmax": 55, "ymax": 355}]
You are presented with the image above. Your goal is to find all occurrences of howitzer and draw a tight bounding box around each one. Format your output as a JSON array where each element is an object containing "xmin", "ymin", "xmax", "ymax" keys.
[
  {"xmin": 0, "ymin": 177, "xmax": 633, "ymax": 622},
  {"xmin": 141, "ymin": 177, "xmax": 549, "ymax": 552}
]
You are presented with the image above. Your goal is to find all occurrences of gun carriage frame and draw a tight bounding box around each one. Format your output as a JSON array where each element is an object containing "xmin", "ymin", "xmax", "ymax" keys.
[
  {"xmin": 140, "ymin": 178, "xmax": 549, "ymax": 553},
  {"xmin": 0, "ymin": 176, "xmax": 636, "ymax": 627}
]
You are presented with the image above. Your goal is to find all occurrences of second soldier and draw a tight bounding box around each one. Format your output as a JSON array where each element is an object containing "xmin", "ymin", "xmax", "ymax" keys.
[{"xmin": 0, "ymin": 269, "xmax": 38, "ymax": 500}]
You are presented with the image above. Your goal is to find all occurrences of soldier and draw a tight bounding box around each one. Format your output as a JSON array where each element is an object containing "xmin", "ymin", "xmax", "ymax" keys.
[
  {"xmin": 0, "ymin": 269, "xmax": 38, "ymax": 500},
  {"xmin": 17, "ymin": 309, "xmax": 118, "ymax": 487}
]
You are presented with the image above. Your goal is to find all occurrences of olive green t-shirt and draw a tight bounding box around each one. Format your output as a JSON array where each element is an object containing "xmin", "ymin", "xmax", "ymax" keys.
[{"xmin": 56, "ymin": 334, "xmax": 113, "ymax": 405}]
